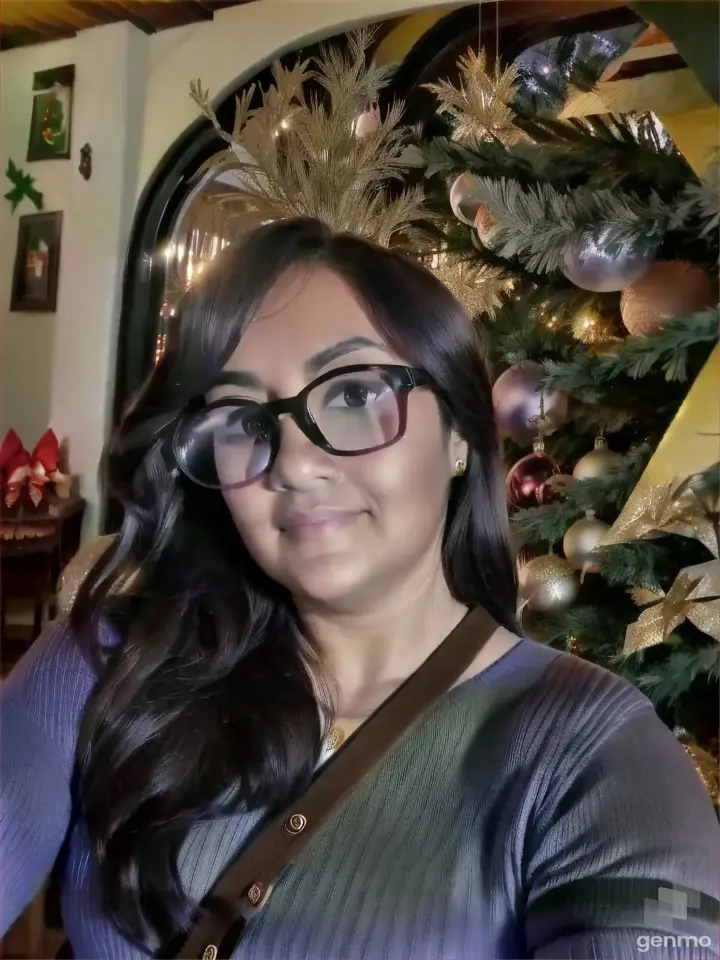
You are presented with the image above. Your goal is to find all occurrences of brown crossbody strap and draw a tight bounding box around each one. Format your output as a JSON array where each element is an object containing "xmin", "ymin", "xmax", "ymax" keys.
[{"xmin": 169, "ymin": 606, "xmax": 498, "ymax": 960}]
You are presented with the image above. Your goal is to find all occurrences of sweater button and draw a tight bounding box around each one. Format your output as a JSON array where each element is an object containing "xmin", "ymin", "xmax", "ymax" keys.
[
  {"xmin": 285, "ymin": 813, "xmax": 307, "ymax": 834},
  {"xmin": 246, "ymin": 882, "xmax": 267, "ymax": 907}
]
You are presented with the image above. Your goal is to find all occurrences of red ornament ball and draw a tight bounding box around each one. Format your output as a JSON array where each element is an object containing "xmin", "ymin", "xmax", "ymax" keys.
[{"xmin": 507, "ymin": 451, "xmax": 561, "ymax": 509}]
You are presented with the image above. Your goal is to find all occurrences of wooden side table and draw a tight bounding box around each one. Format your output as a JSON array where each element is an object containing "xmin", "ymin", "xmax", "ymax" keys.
[{"xmin": 0, "ymin": 496, "xmax": 86, "ymax": 667}]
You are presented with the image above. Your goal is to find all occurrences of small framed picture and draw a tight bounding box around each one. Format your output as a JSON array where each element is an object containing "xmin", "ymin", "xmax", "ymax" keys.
[
  {"xmin": 27, "ymin": 64, "xmax": 75, "ymax": 162},
  {"xmin": 10, "ymin": 212, "xmax": 63, "ymax": 313}
]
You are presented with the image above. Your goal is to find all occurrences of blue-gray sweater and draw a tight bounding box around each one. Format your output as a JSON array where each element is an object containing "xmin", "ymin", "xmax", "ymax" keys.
[{"xmin": 1, "ymin": 623, "xmax": 719, "ymax": 958}]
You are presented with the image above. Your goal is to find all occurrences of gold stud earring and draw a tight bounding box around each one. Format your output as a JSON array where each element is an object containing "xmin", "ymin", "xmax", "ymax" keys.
[{"xmin": 454, "ymin": 459, "xmax": 466, "ymax": 476}]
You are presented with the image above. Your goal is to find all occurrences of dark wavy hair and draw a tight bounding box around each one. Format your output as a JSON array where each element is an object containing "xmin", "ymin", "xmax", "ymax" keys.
[{"xmin": 71, "ymin": 217, "xmax": 518, "ymax": 948}]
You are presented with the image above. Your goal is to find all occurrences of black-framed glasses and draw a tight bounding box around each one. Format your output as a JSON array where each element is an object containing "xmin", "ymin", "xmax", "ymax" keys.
[{"xmin": 173, "ymin": 364, "xmax": 429, "ymax": 489}]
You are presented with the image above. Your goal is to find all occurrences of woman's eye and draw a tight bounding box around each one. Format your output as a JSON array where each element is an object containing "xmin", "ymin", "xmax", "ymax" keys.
[
  {"xmin": 325, "ymin": 380, "xmax": 384, "ymax": 409},
  {"xmin": 220, "ymin": 409, "xmax": 271, "ymax": 443}
]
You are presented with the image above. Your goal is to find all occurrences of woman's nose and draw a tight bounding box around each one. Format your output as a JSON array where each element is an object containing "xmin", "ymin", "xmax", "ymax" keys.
[{"xmin": 268, "ymin": 415, "xmax": 341, "ymax": 491}]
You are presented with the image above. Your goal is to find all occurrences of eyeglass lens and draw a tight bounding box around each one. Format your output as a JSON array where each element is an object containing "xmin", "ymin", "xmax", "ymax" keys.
[{"xmin": 177, "ymin": 368, "xmax": 403, "ymax": 488}]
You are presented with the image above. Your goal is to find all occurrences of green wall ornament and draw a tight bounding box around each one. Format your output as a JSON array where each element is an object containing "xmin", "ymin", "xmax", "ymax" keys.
[{"xmin": 4, "ymin": 159, "xmax": 44, "ymax": 213}]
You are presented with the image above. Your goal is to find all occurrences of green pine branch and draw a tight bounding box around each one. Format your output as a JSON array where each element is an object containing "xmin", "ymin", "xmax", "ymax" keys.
[
  {"xmin": 424, "ymin": 114, "xmax": 692, "ymax": 197},
  {"xmin": 559, "ymin": 603, "xmax": 628, "ymax": 653},
  {"xmin": 422, "ymin": 136, "xmax": 534, "ymax": 181},
  {"xmin": 469, "ymin": 177, "xmax": 669, "ymax": 273},
  {"xmin": 482, "ymin": 296, "xmax": 578, "ymax": 368},
  {"xmin": 671, "ymin": 158, "xmax": 720, "ymax": 239},
  {"xmin": 631, "ymin": 646, "xmax": 720, "ymax": 706},
  {"xmin": 597, "ymin": 541, "xmax": 683, "ymax": 592},
  {"xmin": 544, "ymin": 308, "xmax": 719, "ymax": 399}
]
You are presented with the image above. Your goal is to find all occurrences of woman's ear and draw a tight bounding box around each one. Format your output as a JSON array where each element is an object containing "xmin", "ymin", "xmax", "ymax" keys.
[{"xmin": 448, "ymin": 433, "xmax": 469, "ymax": 477}]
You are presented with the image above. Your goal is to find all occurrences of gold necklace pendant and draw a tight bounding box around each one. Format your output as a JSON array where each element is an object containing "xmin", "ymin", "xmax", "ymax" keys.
[{"xmin": 326, "ymin": 724, "xmax": 346, "ymax": 751}]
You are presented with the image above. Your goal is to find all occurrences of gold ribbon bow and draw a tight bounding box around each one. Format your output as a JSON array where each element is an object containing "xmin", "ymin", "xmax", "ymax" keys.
[{"xmin": 625, "ymin": 560, "xmax": 720, "ymax": 652}]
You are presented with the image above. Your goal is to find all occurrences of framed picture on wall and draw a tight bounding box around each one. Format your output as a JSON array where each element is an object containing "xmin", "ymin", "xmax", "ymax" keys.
[
  {"xmin": 27, "ymin": 64, "xmax": 75, "ymax": 162},
  {"xmin": 10, "ymin": 211, "xmax": 63, "ymax": 313}
]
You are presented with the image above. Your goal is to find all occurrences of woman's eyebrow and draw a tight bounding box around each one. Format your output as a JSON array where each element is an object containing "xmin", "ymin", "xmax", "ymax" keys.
[
  {"xmin": 305, "ymin": 337, "xmax": 392, "ymax": 375},
  {"xmin": 213, "ymin": 337, "xmax": 393, "ymax": 390},
  {"xmin": 213, "ymin": 371, "xmax": 264, "ymax": 389}
]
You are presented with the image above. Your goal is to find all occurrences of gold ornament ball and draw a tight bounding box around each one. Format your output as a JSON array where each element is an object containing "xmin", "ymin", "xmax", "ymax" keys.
[
  {"xmin": 573, "ymin": 438, "xmax": 624, "ymax": 481},
  {"xmin": 620, "ymin": 261, "xmax": 714, "ymax": 336},
  {"xmin": 518, "ymin": 555, "xmax": 579, "ymax": 613},
  {"xmin": 562, "ymin": 512, "xmax": 610, "ymax": 572}
]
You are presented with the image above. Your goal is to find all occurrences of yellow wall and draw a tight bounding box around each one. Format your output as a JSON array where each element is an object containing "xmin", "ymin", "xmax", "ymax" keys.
[
  {"xmin": 657, "ymin": 105, "xmax": 719, "ymax": 175},
  {"xmin": 635, "ymin": 102, "xmax": 720, "ymax": 487},
  {"xmin": 375, "ymin": 8, "xmax": 459, "ymax": 65}
]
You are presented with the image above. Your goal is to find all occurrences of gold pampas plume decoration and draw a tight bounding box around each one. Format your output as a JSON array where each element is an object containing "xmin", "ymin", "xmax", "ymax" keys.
[
  {"xmin": 189, "ymin": 28, "xmax": 427, "ymax": 247},
  {"xmin": 424, "ymin": 48, "xmax": 524, "ymax": 146}
]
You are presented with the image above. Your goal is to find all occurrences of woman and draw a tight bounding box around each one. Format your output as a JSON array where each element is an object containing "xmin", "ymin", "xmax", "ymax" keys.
[{"xmin": 1, "ymin": 219, "xmax": 718, "ymax": 959}]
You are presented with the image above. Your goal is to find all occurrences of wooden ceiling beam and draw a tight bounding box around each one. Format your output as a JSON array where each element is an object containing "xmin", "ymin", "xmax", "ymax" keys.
[
  {"xmin": 68, "ymin": 1, "xmax": 123, "ymax": 27},
  {"xmin": 63, "ymin": 2, "xmax": 117, "ymax": 29},
  {"xmin": 110, "ymin": 1, "xmax": 160, "ymax": 34},
  {"xmin": 1, "ymin": 25, "xmax": 72, "ymax": 51},
  {"xmin": 135, "ymin": 1, "xmax": 208, "ymax": 30}
]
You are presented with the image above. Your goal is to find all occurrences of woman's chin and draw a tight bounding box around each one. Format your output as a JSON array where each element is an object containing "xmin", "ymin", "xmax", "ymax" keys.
[{"xmin": 286, "ymin": 557, "xmax": 372, "ymax": 610}]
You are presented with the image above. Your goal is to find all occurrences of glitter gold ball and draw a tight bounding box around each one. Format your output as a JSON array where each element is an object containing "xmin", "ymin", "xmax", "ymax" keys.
[{"xmin": 518, "ymin": 555, "xmax": 579, "ymax": 613}]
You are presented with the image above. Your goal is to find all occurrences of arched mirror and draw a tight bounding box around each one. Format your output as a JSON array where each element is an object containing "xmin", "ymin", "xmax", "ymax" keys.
[{"xmin": 154, "ymin": 166, "xmax": 251, "ymax": 364}]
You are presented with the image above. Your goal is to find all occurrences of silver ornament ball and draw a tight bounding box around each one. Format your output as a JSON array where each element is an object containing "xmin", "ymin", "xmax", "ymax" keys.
[
  {"xmin": 562, "ymin": 228, "xmax": 656, "ymax": 293},
  {"xmin": 449, "ymin": 172, "xmax": 486, "ymax": 226},
  {"xmin": 492, "ymin": 362, "xmax": 569, "ymax": 446}
]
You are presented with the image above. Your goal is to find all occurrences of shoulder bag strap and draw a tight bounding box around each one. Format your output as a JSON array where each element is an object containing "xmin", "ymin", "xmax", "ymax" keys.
[{"xmin": 169, "ymin": 606, "xmax": 499, "ymax": 960}]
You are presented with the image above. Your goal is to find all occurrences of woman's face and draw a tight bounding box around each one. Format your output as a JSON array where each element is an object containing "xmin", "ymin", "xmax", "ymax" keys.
[{"xmin": 207, "ymin": 266, "xmax": 467, "ymax": 609}]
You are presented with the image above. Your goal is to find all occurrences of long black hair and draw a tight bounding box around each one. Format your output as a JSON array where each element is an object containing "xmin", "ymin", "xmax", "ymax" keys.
[{"xmin": 71, "ymin": 217, "xmax": 517, "ymax": 947}]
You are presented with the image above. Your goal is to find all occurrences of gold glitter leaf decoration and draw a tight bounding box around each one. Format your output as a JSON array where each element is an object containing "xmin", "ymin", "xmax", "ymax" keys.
[
  {"xmin": 680, "ymin": 739, "xmax": 720, "ymax": 806},
  {"xmin": 424, "ymin": 47, "xmax": 524, "ymax": 146},
  {"xmin": 600, "ymin": 469, "xmax": 720, "ymax": 559}
]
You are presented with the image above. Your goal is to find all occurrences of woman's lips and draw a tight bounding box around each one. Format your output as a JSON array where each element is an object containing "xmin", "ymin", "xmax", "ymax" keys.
[{"xmin": 280, "ymin": 510, "xmax": 361, "ymax": 542}]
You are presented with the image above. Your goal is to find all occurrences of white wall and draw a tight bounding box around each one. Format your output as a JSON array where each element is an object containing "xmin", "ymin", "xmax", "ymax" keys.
[
  {"xmin": 0, "ymin": 37, "xmax": 77, "ymax": 447},
  {"xmin": 1, "ymin": 0, "xmax": 457, "ymax": 537},
  {"xmin": 47, "ymin": 22, "xmax": 148, "ymax": 533},
  {"xmin": 1, "ymin": 23, "xmax": 148, "ymax": 533}
]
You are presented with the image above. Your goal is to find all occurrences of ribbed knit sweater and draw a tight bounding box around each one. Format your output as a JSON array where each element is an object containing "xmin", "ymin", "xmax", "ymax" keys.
[{"xmin": 1, "ymin": 622, "xmax": 719, "ymax": 959}]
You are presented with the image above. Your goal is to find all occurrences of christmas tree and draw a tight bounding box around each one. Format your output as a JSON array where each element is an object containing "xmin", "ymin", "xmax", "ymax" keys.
[{"xmin": 420, "ymin": 28, "xmax": 719, "ymax": 788}]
